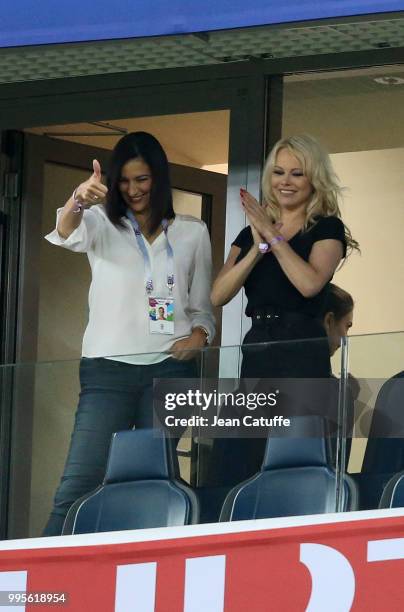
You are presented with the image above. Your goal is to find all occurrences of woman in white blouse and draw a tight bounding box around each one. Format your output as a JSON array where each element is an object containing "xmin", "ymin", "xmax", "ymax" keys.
[{"xmin": 44, "ymin": 132, "xmax": 215, "ymax": 535}]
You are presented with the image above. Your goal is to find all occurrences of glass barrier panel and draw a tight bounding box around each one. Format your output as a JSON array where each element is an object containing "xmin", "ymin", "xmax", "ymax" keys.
[
  {"xmin": 338, "ymin": 331, "xmax": 404, "ymax": 513},
  {"xmin": 0, "ymin": 334, "xmax": 361, "ymax": 539},
  {"xmin": 197, "ymin": 340, "xmax": 343, "ymax": 523}
]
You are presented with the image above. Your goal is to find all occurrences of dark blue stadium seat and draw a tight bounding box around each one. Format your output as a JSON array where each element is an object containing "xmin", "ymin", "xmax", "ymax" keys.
[
  {"xmin": 357, "ymin": 372, "xmax": 404, "ymax": 509},
  {"xmin": 379, "ymin": 470, "xmax": 404, "ymax": 508},
  {"xmin": 362, "ymin": 372, "xmax": 404, "ymax": 473},
  {"xmin": 219, "ymin": 416, "xmax": 358, "ymax": 522},
  {"xmin": 62, "ymin": 429, "xmax": 199, "ymax": 534}
]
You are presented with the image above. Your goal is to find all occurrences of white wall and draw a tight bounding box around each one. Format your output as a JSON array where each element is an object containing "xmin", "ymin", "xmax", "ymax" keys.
[
  {"xmin": 329, "ymin": 148, "xmax": 404, "ymax": 472},
  {"xmin": 332, "ymin": 147, "xmax": 404, "ymax": 338}
]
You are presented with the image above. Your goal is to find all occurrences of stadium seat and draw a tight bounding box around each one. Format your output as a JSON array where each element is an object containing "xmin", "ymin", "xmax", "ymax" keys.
[
  {"xmin": 379, "ymin": 470, "xmax": 404, "ymax": 508},
  {"xmin": 219, "ymin": 416, "xmax": 358, "ymax": 522},
  {"xmin": 62, "ymin": 429, "xmax": 199, "ymax": 534},
  {"xmin": 362, "ymin": 372, "xmax": 404, "ymax": 473},
  {"xmin": 357, "ymin": 372, "xmax": 404, "ymax": 509}
]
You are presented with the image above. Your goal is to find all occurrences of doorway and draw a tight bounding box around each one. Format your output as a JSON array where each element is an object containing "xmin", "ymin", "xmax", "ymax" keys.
[
  {"xmin": 17, "ymin": 111, "xmax": 229, "ymax": 537},
  {"xmin": 2, "ymin": 69, "xmax": 269, "ymax": 538}
]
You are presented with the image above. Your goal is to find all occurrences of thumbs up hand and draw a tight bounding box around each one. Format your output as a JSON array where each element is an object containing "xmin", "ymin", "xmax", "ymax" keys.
[{"xmin": 73, "ymin": 159, "xmax": 108, "ymax": 205}]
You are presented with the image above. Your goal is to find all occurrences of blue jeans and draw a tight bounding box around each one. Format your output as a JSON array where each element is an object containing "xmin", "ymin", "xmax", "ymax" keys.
[{"xmin": 43, "ymin": 356, "xmax": 197, "ymax": 536}]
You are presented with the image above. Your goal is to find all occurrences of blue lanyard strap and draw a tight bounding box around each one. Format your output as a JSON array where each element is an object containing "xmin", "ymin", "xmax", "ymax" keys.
[
  {"xmin": 161, "ymin": 219, "xmax": 175, "ymax": 293},
  {"xmin": 126, "ymin": 211, "xmax": 175, "ymax": 295}
]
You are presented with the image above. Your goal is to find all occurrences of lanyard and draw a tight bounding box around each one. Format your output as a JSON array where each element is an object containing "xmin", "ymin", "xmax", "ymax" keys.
[{"xmin": 126, "ymin": 211, "xmax": 174, "ymax": 295}]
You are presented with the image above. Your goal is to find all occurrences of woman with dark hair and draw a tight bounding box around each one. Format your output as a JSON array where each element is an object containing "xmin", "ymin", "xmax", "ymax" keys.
[
  {"xmin": 44, "ymin": 132, "xmax": 215, "ymax": 535},
  {"xmin": 322, "ymin": 283, "xmax": 354, "ymax": 356},
  {"xmin": 106, "ymin": 131, "xmax": 174, "ymax": 234},
  {"xmin": 322, "ymin": 283, "xmax": 356, "ymax": 467}
]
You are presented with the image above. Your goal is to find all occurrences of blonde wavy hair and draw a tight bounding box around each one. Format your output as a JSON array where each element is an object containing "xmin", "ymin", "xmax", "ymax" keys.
[{"xmin": 262, "ymin": 134, "xmax": 359, "ymax": 255}]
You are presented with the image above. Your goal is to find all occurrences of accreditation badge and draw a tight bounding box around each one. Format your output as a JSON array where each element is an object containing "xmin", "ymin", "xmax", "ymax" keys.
[{"xmin": 148, "ymin": 296, "xmax": 174, "ymax": 335}]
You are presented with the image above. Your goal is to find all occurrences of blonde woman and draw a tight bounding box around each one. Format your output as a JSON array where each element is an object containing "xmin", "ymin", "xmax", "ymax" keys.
[{"xmin": 212, "ymin": 134, "xmax": 359, "ymax": 380}]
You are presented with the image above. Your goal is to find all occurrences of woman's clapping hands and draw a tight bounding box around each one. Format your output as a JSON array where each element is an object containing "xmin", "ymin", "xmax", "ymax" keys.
[{"xmin": 240, "ymin": 188, "xmax": 282, "ymax": 247}]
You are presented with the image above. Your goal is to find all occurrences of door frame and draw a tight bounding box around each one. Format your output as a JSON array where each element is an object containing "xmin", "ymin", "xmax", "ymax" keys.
[
  {"xmin": 15, "ymin": 75, "xmax": 271, "ymax": 359},
  {"xmin": 5, "ymin": 74, "xmax": 272, "ymax": 538},
  {"xmin": 0, "ymin": 130, "xmax": 25, "ymax": 538},
  {"xmin": 8, "ymin": 135, "xmax": 112, "ymax": 539},
  {"xmin": 170, "ymin": 162, "xmax": 227, "ymax": 344}
]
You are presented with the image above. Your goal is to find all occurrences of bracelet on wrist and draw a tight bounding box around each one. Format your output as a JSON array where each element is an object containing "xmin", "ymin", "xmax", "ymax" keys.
[
  {"xmin": 72, "ymin": 188, "xmax": 83, "ymax": 214},
  {"xmin": 194, "ymin": 327, "xmax": 209, "ymax": 345},
  {"xmin": 259, "ymin": 235, "xmax": 284, "ymax": 254},
  {"xmin": 268, "ymin": 235, "xmax": 285, "ymax": 247}
]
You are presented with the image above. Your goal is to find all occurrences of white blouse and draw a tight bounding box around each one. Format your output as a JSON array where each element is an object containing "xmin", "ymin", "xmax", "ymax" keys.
[{"xmin": 45, "ymin": 206, "xmax": 215, "ymax": 365}]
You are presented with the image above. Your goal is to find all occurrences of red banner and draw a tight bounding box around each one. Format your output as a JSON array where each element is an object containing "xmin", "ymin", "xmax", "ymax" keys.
[{"xmin": 0, "ymin": 510, "xmax": 404, "ymax": 611}]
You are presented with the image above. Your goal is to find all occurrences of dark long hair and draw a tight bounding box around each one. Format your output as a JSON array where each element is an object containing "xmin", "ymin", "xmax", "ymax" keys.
[
  {"xmin": 323, "ymin": 283, "xmax": 354, "ymax": 321},
  {"xmin": 106, "ymin": 131, "xmax": 175, "ymax": 234}
]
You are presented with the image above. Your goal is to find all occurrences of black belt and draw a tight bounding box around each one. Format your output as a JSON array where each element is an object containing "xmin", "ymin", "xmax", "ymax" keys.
[{"xmin": 251, "ymin": 308, "xmax": 315, "ymax": 324}]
